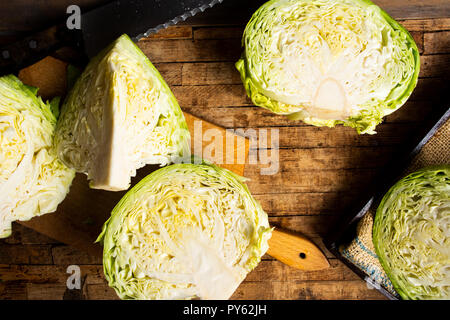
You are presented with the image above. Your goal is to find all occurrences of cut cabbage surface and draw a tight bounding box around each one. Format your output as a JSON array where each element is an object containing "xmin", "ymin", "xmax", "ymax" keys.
[
  {"xmin": 0, "ymin": 75, "xmax": 74, "ymax": 238},
  {"xmin": 55, "ymin": 34, "xmax": 190, "ymax": 191},
  {"xmin": 236, "ymin": 0, "xmax": 420, "ymax": 134},
  {"xmin": 373, "ymin": 166, "xmax": 450, "ymax": 300},
  {"xmin": 97, "ymin": 163, "xmax": 272, "ymax": 299}
]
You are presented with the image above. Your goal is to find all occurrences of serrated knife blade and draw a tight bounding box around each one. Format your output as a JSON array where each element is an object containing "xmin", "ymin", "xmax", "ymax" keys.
[
  {"xmin": 0, "ymin": 0, "xmax": 224, "ymax": 74},
  {"xmin": 82, "ymin": 0, "xmax": 224, "ymax": 57}
]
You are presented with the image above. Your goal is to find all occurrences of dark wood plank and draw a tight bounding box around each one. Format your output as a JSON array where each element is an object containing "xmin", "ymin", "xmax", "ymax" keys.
[
  {"xmin": 268, "ymin": 215, "xmax": 341, "ymax": 238},
  {"xmin": 52, "ymin": 245, "xmax": 102, "ymax": 265},
  {"xmin": 81, "ymin": 279, "xmax": 386, "ymax": 300},
  {"xmin": 231, "ymin": 280, "xmax": 386, "ymax": 300},
  {"xmin": 373, "ymin": 0, "xmax": 450, "ymax": 20},
  {"xmin": 85, "ymin": 284, "xmax": 118, "ymax": 300},
  {"xmin": 255, "ymin": 192, "xmax": 358, "ymax": 216},
  {"xmin": 420, "ymin": 54, "xmax": 450, "ymax": 77},
  {"xmin": 182, "ymin": 62, "xmax": 240, "ymax": 85},
  {"xmin": 424, "ymin": 31, "xmax": 450, "ymax": 54},
  {"xmin": 137, "ymin": 39, "xmax": 241, "ymax": 63},
  {"xmin": 255, "ymin": 147, "xmax": 395, "ymax": 170},
  {"xmin": 247, "ymin": 259, "xmax": 361, "ymax": 282},
  {"xmin": 193, "ymin": 26, "xmax": 243, "ymax": 39},
  {"xmin": 154, "ymin": 63, "xmax": 182, "ymax": 86},
  {"xmin": 3, "ymin": 223, "xmax": 59, "ymax": 245},
  {"xmin": 410, "ymin": 31, "xmax": 424, "ymax": 54},
  {"xmin": 245, "ymin": 168, "xmax": 378, "ymax": 194},
  {"xmin": 0, "ymin": 282, "xmax": 27, "ymax": 300},
  {"xmin": 27, "ymin": 283, "xmax": 67, "ymax": 300},
  {"xmin": 0, "ymin": 244, "xmax": 53, "ymax": 265},
  {"xmin": 0, "ymin": 264, "xmax": 105, "ymax": 284},
  {"xmin": 400, "ymin": 17, "xmax": 450, "ymax": 31},
  {"xmin": 146, "ymin": 26, "xmax": 192, "ymax": 40}
]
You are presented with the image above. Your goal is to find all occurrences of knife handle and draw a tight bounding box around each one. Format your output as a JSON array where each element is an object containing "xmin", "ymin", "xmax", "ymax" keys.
[
  {"xmin": 0, "ymin": 23, "xmax": 82, "ymax": 75},
  {"xmin": 267, "ymin": 228, "xmax": 330, "ymax": 271}
]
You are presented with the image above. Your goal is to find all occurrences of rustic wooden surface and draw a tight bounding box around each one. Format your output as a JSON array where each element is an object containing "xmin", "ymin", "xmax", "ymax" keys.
[{"xmin": 0, "ymin": 0, "xmax": 449, "ymax": 300}]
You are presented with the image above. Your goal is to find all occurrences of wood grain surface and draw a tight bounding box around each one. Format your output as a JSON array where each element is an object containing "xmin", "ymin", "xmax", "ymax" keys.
[{"xmin": 0, "ymin": 0, "xmax": 450, "ymax": 300}]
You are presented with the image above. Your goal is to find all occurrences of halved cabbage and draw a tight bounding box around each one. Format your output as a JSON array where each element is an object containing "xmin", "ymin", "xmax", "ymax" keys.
[
  {"xmin": 373, "ymin": 166, "xmax": 450, "ymax": 300},
  {"xmin": 55, "ymin": 34, "xmax": 190, "ymax": 191},
  {"xmin": 0, "ymin": 75, "xmax": 74, "ymax": 238},
  {"xmin": 97, "ymin": 163, "xmax": 272, "ymax": 300},
  {"xmin": 236, "ymin": 0, "xmax": 420, "ymax": 134}
]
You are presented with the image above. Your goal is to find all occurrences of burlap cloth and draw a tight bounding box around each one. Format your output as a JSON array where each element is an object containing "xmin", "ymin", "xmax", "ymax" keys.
[{"xmin": 339, "ymin": 117, "xmax": 450, "ymax": 297}]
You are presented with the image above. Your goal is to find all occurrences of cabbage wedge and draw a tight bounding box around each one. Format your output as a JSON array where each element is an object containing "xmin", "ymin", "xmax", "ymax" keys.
[
  {"xmin": 0, "ymin": 75, "xmax": 74, "ymax": 238},
  {"xmin": 236, "ymin": 0, "xmax": 420, "ymax": 134},
  {"xmin": 97, "ymin": 163, "xmax": 272, "ymax": 300},
  {"xmin": 55, "ymin": 34, "xmax": 190, "ymax": 191},
  {"xmin": 373, "ymin": 166, "xmax": 450, "ymax": 300}
]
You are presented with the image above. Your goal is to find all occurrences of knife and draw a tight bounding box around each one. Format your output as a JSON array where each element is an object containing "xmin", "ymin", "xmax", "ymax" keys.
[{"xmin": 0, "ymin": 0, "xmax": 224, "ymax": 75}]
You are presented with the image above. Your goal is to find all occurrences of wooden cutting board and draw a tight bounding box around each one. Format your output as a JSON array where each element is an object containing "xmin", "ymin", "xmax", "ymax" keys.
[{"xmin": 17, "ymin": 56, "xmax": 249, "ymax": 256}]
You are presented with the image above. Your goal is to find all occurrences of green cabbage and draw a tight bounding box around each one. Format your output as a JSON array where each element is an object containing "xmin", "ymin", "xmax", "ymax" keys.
[
  {"xmin": 236, "ymin": 0, "xmax": 420, "ymax": 134},
  {"xmin": 55, "ymin": 34, "xmax": 190, "ymax": 191},
  {"xmin": 0, "ymin": 75, "xmax": 75, "ymax": 238},
  {"xmin": 373, "ymin": 166, "xmax": 450, "ymax": 300},
  {"xmin": 97, "ymin": 163, "xmax": 272, "ymax": 300}
]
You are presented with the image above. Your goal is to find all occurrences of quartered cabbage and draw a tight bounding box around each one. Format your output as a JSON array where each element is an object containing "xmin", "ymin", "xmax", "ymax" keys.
[
  {"xmin": 55, "ymin": 34, "xmax": 190, "ymax": 191},
  {"xmin": 97, "ymin": 163, "xmax": 272, "ymax": 300},
  {"xmin": 373, "ymin": 166, "xmax": 450, "ymax": 300},
  {"xmin": 236, "ymin": 0, "xmax": 420, "ymax": 134},
  {"xmin": 0, "ymin": 75, "xmax": 74, "ymax": 238}
]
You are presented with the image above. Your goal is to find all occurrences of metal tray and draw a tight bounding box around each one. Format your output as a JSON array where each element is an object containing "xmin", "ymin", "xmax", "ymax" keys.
[{"xmin": 324, "ymin": 104, "xmax": 450, "ymax": 300}]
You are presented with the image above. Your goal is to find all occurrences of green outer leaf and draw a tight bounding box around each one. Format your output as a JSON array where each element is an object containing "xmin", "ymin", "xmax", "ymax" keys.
[
  {"xmin": 1, "ymin": 75, "xmax": 55, "ymax": 124},
  {"xmin": 66, "ymin": 64, "xmax": 82, "ymax": 92},
  {"xmin": 49, "ymin": 96, "xmax": 60, "ymax": 119},
  {"xmin": 236, "ymin": 0, "xmax": 420, "ymax": 134},
  {"xmin": 373, "ymin": 165, "xmax": 450, "ymax": 300}
]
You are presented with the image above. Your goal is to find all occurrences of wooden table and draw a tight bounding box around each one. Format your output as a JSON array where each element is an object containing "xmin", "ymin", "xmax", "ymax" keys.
[{"xmin": 0, "ymin": 0, "xmax": 449, "ymax": 300}]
